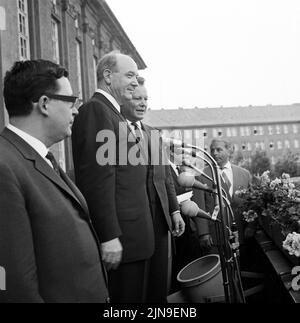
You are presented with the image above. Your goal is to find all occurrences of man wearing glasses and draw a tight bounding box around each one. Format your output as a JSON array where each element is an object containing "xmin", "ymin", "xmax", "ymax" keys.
[{"xmin": 0, "ymin": 59, "xmax": 108, "ymax": 303}]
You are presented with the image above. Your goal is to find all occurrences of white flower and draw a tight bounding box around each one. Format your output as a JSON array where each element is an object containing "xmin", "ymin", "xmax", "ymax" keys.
[
  {"xmin": 283, "ymin": 232, "xmax": 300, "ymax": 257},
  {"xmin": 270, "ymin": 178, "xmax": 281, "ymax": 189},
  {"xmin": 261, "ymin": 170, "xmax": 271, "ymax": 185}
]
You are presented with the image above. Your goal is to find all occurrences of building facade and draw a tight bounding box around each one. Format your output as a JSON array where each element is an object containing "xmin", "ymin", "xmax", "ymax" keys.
[
  {"xmin": 0, "ymin": 0, "xmax": 146, "ymax": 174},
  {"xmin": 143, "ymin": 104, "xmax": 300, "ymax": 165}
]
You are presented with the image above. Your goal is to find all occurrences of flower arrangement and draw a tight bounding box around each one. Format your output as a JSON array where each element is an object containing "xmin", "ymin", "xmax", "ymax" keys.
[
  {"xmin": 282, "ymin": 232, "xmax": 300, "ymax": 257},
  {"xmin": 236, "ymin": 171, "xmax": 300, "ymax": 241}
]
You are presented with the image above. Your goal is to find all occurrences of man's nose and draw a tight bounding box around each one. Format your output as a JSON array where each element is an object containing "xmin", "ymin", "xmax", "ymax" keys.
[
  {"xmin": 132, "ymin": 76, "xmax": 139, "ymax": 87},
  {"xmin": 72, "ymin": 106, "xmax": 79, "ymax": 116}
]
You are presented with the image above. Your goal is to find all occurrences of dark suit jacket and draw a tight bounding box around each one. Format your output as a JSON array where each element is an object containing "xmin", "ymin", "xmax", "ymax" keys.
[
  {"xmin": 200, "ymin": 164, "xmax": 251, "ymax": 244},
  {"xmin": 72, "ymin": 93, "xmax": 156, "ymax": 263},
  {"xmin": 0, "ymin": 128, "xmax": 108, "ymax": 303}
]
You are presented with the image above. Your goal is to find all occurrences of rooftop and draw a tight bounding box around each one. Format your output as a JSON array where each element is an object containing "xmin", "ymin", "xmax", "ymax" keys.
[{"xmin": 143, "ymin": 104, "xmax": 300, "ymax": 128}]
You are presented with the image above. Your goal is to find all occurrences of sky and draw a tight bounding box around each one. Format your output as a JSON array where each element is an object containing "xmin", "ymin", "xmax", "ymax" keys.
[{"xmin": 106, "ymin": 0, "xmax": 300, "ymax": 110}]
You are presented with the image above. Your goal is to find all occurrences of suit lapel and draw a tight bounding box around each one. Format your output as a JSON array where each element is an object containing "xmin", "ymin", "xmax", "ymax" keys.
[
  {"xmin": 1, "ymin": 128, "xmax": 88, "ymax": 215},
  {"xmin": 93, "ymin": 92, "xmax": 123, "ymax": 120},
  {"xmin": 231, "ymin": 165, "xmax": 239, "ymax": 195},
  {"xmin": 59, "ymin": 169, "xmax": 90, "ymax": 215}
]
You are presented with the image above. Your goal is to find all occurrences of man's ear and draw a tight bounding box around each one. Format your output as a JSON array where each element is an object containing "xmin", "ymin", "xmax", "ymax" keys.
[
  {"xmin": 37, "ymin": 95, "xmax": 50, "ymax": 116},
  {"xmin": 103, "ymin": 69, "xmax": 112, "ymax": 85}
]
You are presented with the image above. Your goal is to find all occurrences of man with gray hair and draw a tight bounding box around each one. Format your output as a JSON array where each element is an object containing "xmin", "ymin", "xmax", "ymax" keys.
[{"xmin": 72, "ymin": 52, "xmax": 184, "ymax": 302}]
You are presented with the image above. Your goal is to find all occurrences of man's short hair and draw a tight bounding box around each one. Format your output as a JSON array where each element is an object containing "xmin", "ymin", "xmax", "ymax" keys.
[
  {"xmin": 96, "ymin": 50, "xmax": 121, "ymax": 84},
  {"xmin": 210, "ymin": 138, "xmax": 234, "ymax": 152},
  {"xmin": 137, "ymin": 76, "xmax": 145, "ymax": 86},
  {"xmin": 4, "ymin": 59, "xmax": 68, "ymax": 117}
]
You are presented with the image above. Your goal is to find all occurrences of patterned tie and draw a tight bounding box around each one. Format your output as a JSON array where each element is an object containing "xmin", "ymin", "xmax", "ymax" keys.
[
  {"xmin": 46, "ymin": 151, "xmax": 60, "ymax": 176},
  {"xmin": 131, "ymin": 122, "xmax": 143, "ymax": 144}
]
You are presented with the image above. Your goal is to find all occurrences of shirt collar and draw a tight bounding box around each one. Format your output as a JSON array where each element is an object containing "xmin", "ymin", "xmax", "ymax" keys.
[
  {"xmin": 96, "ymin": 89, "xmax": 121, "ymax": 113},
  {"xmin": 221, "ymin": 161, "xmax": 232, "ymax": 170},
  {"xmin": 127, "ymin": 119, "xmax": 142, "ymax": 129},
  {"xmin": 7, "ymin": 124, "xmax": 49, "ymax": 159}
]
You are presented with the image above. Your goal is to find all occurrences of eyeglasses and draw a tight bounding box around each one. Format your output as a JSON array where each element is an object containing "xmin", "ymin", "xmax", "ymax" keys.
[{"xmin": 45, "ymin": 93, "xmax": 79, "ymax": 104}]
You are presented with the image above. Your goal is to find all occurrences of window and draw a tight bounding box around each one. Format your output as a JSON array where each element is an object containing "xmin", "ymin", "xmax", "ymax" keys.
[
  {"xmin": 268, "ymin": 126, "xmax": 273, "ymax": 135},
  {"xmin": 260, "ymin": 142, "xmax": 265, "ymax": 150},
  {"xmin": 231, "ymin": 128, "xmax": 237, "ymax": 137},
  {"xmin": 194, "ymin": 129, "xmax": 201, "ymax": 139},
  {"xmin": 283, "ymin": 125, "xmax": 289, "ymax": 134},
  {"xmin": 93, "ymin": 56, "xmax": 98, "ymax": 91},
  {"xmin": 203, "ymin": 129, "xmax": 207, "ymax": 137},
  {"xmin": 51, "ymin": 18, "xmax": 60, "ymax": 63},
  {"xmin": 18, "ymin": 0, "xmax": 30, "ymax": 60},
  {"xmin": 184, "ymin": 130, "xmax": 192, "ymax": 139},
  {"xmin": 50, "ymin": 17, "xmax": 66, "ymax": 171},
  {"xmin": 295, "ymin": 139, "xmax": 299, "ymax": 149},
  {"xmin": 293, "ymin": 124, "xmax": 298, "ymax": 134},
  {"xmin": 234, "ymin": 144, "xmax": 239, "ymax": 151},
  {"xmin": 285, "ymin": 140, "xmax": 290, "ymax": 149},
  {"xmin": 245, "ymin": 127, "xmax": 251, "ymax": 136},
  {"xmin": 242, "ymin": 144, "xmax": 246, "ymax": 151},
  {"xmin": 276, "ymin": 125, "xmax": 281, "ymax": 135},
  {"xmin": 171, "ymin": 130, "xmax": 182, "ymax": 140},
  {"xmin": 258, "ymin": 126, "xmax": 264, "ymax": 135},
  {"xmin": 255, "ymin": 142, "xmax": 260, "ymax": 149},
  {"xmin": 253, "ymin": 128, "xmax": 258, "ymax": 135},
  {"xmin": 226, "ymin": 128, "xmax": 231, "ymax": 137},
  {"xmin": 76, "ymin": 40, "xmax": 83, "ymax": 99},
  {"xmin": 277, "ymin": 141, "xmax": 282, "ymax": 150},
  {"xmin": 240, "ymin": 127, "xmax": 245, "ymax": 137},
  {"xmin": 217, "ymin": 129, "xmax": 222, "ymax": 137},
  {"xmin": 212, "ymin": 129, "xmax": 218, "ymax": 138},
  {"xmin": 247, "ymin": 143, "xmax": 252, "ymax": 151},
  {"xmin": 269, "ymin": 142, "xmax": 274, "ymax": 150}
]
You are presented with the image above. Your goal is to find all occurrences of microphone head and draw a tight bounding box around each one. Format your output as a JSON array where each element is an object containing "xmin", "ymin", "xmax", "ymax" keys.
[
  {"xmin": 183, "ymin": 158, "xmax": 192, "ymax": 167},
  {"xmin": 177, "ymin": 172, "xmax": 195, "ymax": 188},
  {"xmin": 162, "ymin": 137, "xmax": 183, "ymax": 147},
  {"xmin": 180, "ymin": 200, "xmax": 199, "ymax": 217}
]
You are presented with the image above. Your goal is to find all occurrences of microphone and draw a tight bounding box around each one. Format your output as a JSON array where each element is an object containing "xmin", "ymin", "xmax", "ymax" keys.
[
  {"xmin": 163, "ymin": 138, "xmax": 197, "ymax": 157},
  {"xmin": 180, "ymin": 200, "xmax": 220, "ymax": 222},
  {"xmin": 162, "ymin": 137, "xmax": 185, "ymax": 147},
  {"xmin": 177, "ymin": 172, "xmax": 214, "ymax": 194}
]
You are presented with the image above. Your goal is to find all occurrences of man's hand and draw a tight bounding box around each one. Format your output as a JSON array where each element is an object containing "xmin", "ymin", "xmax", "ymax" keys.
[
  {"xmin": 101, "ymin": 238, "xmax": 123, "ymax": 271},
  {"xmin": 171, "ymin": 212, "xmax": 185, "ymax": 237},
  {"xmin": 199, "ymin": 234, "xmax": 213, "ymax": 253}
]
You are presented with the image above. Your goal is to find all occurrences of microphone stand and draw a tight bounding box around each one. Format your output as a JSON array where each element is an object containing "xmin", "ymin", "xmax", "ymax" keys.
[{"xmin": 175, "ymin": 142, "xmax": 245, "ymax": 303}]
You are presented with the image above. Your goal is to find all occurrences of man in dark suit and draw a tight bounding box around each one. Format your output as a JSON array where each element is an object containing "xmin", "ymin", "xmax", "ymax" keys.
[
  {"xmin": 120, "ymin": 76, "xmax": 185, "ymax": 301},
  {"xmin": 0, "ymin": 60, "xmax": 108, "ymax": 303},
  {"xmin": 199, "ymin": 139, "xmax": 254, "ymax": 266},
  {"xmin": 72, "ymin": 53, "xmax": 184, "ymax": 303}
]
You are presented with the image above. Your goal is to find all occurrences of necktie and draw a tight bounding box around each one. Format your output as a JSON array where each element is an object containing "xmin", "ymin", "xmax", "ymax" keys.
[
  {"xmin": 221, "ymin": 169, "xmax": 232, "ymax": 192},
  {"xmin": 46, "ymin": 151, "xmax": 60, "ymax": 176},
  {"xmin": 131, "ymin": 122, "xmax": 143, "ymax": 144}
]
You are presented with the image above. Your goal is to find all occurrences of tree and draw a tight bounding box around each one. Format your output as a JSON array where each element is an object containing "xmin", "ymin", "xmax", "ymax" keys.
[
  {"xmin": 274, "ymin": 151, "xmax": 300, "ymax": 178},
  {"xmin": 248, "ymin": 150, "xmax": 271, "ymax": 176}
]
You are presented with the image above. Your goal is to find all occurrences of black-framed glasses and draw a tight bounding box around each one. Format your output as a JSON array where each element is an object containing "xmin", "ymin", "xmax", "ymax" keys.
[{"xmin": 44, "ymin": 93, "xmax": 79, "ymax": 104}]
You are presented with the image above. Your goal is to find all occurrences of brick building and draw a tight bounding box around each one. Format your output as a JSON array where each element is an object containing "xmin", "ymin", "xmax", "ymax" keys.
[
  {"xmin": 143, "ymin": 104, "xmax": 300, "ymax": 165},
  {"xmin": 0, "ymin": 0, "xmax": 146, "ymax": 173}
]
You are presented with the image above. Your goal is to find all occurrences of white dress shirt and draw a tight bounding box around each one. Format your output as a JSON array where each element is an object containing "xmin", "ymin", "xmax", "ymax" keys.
[
  {"xmin": 7, "ymin": 124, "xmax": 53, "ymax": 168},
  {"xmin": 96, "ymin": 89, "xmax": 121, "ymax": 113},
  {"xmin": 126, "ymin": 119, "xmax": 144, "ymax": 139}
]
